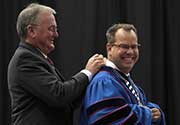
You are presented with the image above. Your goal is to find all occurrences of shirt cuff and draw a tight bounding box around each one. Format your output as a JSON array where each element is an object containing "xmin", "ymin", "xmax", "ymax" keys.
[{"xmin": 80, "ymin": 69, "xmax": 93, "ymax": 81}]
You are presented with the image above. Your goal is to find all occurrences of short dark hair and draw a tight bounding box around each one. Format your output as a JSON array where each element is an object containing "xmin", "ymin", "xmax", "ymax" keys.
[{"xmin": 106, "ymin": 23, "xmax": 137, "ymax": 43}]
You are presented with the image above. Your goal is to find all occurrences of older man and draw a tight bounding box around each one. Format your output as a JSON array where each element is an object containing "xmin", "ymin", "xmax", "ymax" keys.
[{"xmin": 8, "ymin": 3, "xmax": 105, "ymax": 125}]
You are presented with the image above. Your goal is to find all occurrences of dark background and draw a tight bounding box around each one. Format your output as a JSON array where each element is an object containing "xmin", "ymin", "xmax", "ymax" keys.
[{"xmin": 0, "ymin": 0, "xmax": 180, "ymax": 125}]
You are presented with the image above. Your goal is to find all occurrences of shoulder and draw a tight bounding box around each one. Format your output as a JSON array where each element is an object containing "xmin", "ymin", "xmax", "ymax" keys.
[
  {"xmin": 8, "ymin": 45, "xmax": 49, "ymax": 74},
  {"xmin": 10, "ymin": 42, "xmax": 45, "ymax": 63},
  {"xmin": 91, "ymin": 66, "xmax": 117, "ymax": 83},
  {"xmin": 92, "ymin": 70, "xmax": 114, "ymax": 83},
  {"xmin": 88, "ymin": 67, "xmax": 119, "ymax": 90}
]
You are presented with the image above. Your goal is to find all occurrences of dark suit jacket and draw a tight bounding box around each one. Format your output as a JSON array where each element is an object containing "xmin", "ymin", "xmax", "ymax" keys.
[{"xmin": 8, "ymin": 42, "xmax": 88, "ymax": 125}]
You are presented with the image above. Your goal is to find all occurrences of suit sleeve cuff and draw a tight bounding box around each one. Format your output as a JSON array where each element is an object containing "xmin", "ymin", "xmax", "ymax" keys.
[{"xmin": 80, "ymin": 69, "xmax": 93, "ymax": 81}]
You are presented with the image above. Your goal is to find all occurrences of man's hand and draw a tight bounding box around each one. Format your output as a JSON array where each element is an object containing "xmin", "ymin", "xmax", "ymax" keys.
[
  {"xmin": 85, "ymin": 54, "xmax": 106, "ymax": 75},
  {"xmin": 151, "ymin": 108, "xmax": 161, "ymax": 121}
]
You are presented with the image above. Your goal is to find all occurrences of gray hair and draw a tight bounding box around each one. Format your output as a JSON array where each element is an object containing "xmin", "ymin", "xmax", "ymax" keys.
[
  {"xmin": 106, "ymin": 23, "xmax": 137, "ymax": 43},
  {"xmin": 16, "ymin": 3, "xmax": 56, "ymax": 41}
]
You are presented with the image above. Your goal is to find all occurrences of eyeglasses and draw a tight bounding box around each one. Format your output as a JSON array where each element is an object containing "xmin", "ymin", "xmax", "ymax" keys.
[{"xmin": 111, "ymin": 43, "xmax": 141, "ymax": 50}]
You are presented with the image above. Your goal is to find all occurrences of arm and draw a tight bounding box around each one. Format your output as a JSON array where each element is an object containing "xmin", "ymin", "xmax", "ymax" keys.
[
  {"xmin": 81, "ymin": 75, "xmax": 162, "ymax": 125},
  {"xmin": 17, "ymin": 53, "xmax": 104, "ymax": 107}
]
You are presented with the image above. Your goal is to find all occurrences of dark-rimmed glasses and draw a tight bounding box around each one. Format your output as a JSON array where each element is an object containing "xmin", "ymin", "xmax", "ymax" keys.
[{"xmin": 111, "ymin": 43, "xmax": 141, "ymax": 50}]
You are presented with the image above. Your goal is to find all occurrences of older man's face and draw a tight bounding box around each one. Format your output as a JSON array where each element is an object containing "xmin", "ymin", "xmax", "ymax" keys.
[{"xmin": 32, "ymin": 12, "xmax": 59, "ymax": 55}]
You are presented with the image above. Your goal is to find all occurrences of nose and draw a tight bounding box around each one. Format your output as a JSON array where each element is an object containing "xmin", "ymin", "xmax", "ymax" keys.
[
  {"xmin": 54, "ymin": 30, "xmax": 59, "ymax": 38},
  {"xmin": 126, "ymin": 47, "xmax": 134, "ymax": 54}
]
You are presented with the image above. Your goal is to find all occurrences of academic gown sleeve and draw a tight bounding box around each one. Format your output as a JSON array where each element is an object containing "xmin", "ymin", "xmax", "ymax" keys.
[{"xmin": 80, "ymin": 71, "xmax": 166, "ymax": 125}]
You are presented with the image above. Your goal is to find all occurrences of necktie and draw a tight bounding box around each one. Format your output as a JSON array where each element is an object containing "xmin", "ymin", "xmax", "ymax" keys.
[{"xmin": 46, "ymin": 57, "xmax": 54, "ymax": 65}]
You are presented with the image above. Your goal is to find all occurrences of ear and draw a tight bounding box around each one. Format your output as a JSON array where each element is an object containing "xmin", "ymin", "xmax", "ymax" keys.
[
  {"xmin": 26, "ymin": 25, "xmax": 36, "ymax": 38},
  {"xmin": 106, "ymin": 43, "xmax": 112, "ymax": 52}
]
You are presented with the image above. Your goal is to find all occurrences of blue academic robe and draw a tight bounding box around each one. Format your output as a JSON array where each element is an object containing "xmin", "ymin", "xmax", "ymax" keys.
[{"xmin": 80, "ymin": 66, "xmax": 166, "ymax": 125}]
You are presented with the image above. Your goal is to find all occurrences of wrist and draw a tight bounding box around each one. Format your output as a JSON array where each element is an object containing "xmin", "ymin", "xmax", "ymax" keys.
[{"xmin": 80, "ymin": 69, "xmax": 93, "ymax": 81}]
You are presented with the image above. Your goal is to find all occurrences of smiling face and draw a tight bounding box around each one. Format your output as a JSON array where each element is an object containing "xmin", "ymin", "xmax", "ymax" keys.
[
  {"xmin": 107, "ymin": 28, "xmax": 139, "ymax": 74},
  {"xmin": 27, "ymin": 11, "xmax": 59, "ymax": 55}
]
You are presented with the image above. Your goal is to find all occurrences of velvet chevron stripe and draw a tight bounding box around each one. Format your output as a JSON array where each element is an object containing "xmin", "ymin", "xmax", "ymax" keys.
[
  {"xmin": 92, "ymin": 104, "xmax": 131, "ymax": 125},
  {"xmin": 87, "ymin": 97, "xmax": 126, "ymax": 117}
]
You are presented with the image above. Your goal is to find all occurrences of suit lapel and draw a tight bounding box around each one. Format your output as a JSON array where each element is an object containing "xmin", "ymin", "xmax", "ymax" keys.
[
  {"xmin": 54, "ymin": 68, "xmax": 65, "ymax": 81},
  {"xmin": 19, "ymin": 41, "xmax": 65, "ymax": 81}
]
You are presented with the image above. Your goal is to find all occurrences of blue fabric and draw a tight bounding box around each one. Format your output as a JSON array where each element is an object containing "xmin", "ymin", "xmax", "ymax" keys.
[{"xmin": 80, "ymin": 66, "xmax": 166, "ymax": 125}]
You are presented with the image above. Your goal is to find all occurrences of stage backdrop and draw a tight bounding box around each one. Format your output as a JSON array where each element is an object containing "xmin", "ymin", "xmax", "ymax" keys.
[{"xmin": 0, "ymin": 0, "xmax": 180, "ymax": 125}]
